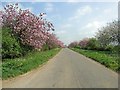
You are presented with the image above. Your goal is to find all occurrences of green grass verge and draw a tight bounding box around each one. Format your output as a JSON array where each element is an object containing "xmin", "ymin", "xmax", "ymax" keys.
[
  {"xmin": 1, "ymin": 48, "xmax": 61, "ymax": 80},
  {"xmin": 71, "ymin": 48, "xmax": 119, "ymax": 72}
]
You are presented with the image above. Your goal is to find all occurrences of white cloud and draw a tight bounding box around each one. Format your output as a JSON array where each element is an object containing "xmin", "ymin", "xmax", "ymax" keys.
[
  {"xmin": 77, "ymin": 5, "xmax": 92, "ymax": 15},
  {"xmin": 69, "ymin": 5, "xmax": 92, "ymax": 21},
  {"xmin": 79, "ymin": 21, "xmax": 106, "ymax": 37},
  {"xmin": 44, "ymin": 3, "xmax": 53, "ymax": 12},
  {"xmin": 82, "ymin": 21, "xmax": 105, "ymax": 29},
  {"xmin": 94, "ymin": 6, "xmax": 117, "ymax": 23},
  {"xmin": 55, "ymin": 23, "xmax": 72, "ymax": 35},
  {"xmin": 56, "ymin": 23, "xmax": 72, "ymax": 32}
]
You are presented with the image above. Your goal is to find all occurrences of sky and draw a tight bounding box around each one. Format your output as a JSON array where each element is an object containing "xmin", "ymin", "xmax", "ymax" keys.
[{"xmin": 1, "ymin": 1, "xmax": 118, "ymax": 45}]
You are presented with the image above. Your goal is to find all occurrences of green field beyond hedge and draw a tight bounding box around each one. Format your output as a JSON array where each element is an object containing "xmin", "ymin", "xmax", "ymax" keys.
[
  {"xmin": 71, "ymin": 48, "xmax": 119, "ymax": 72},
  {"xmin": 2, "ymin": 48, "xmax": 61, "ymax": 80}
]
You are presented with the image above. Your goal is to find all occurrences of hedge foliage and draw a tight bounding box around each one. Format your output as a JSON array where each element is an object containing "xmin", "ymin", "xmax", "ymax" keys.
[{"xmin": 2, "ymin": 27, "xmax": 33, "ymax": 59}]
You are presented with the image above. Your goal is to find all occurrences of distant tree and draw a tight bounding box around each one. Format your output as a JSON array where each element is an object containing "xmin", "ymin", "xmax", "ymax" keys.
[
  {"xmin": 96, "ymin": 20, "xmax": 118, "ymax": 48},
  {"xmin": 78, "ymin": 38, "xmax": 89, "ymax": 49},
  {"xmin": 86, "ymin": 38, "xmax": 99, "ymax": 50},
  {"xmin": 68, "ymin": 41, "xmax": 79, "ymax": 48}
]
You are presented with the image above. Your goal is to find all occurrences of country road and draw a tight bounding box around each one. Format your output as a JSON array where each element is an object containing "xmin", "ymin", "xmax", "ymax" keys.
[{"xmin": 2, "ymin": 48, "xmax": 118, "ymax": 88}]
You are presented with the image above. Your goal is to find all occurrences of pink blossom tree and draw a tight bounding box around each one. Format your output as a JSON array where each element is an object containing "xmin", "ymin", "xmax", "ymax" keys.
[
  {"xmin": 79, "ymin": 38, "xmax": 89, "ymax": 49},
  {"xmin": 2, "ymin": 3, "xmax": 55, "ymax": 49},
  {"xmin": 44, "ymin": 33, "xmax": 64, "ymax": 50},
  {"xmin": 68, "ymin": 41, "xmax": 78, "ymax": 48}
]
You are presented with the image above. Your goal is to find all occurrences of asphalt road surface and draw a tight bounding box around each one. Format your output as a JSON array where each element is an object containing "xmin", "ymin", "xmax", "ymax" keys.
[{"xmin": 2, "ymin": 48, "xmax": 118, "ymax": 88}]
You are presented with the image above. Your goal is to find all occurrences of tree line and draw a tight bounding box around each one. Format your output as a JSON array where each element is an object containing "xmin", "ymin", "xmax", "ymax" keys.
[
  {"xmin": 1, "ymin": 3, "xmax": 64, "ymax": 59},
  {"xmin": 68, "ymin": 20, "xmax": 119, "ymax": 53}
]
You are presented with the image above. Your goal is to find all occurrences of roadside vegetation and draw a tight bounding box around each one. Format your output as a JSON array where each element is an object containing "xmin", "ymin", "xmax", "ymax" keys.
[
  {"xmin": 1, "ymin": 3, "xmax": 64, "ymax": 79},
  {"xmin": 69, "ymin": 20, "xmax": 119, "ymax": 72},
  {"xmin": 2, "ymin": 48, "xmax": 60, "ymax": 80},
  {"xmin": 71, "ymin": 48, "xmax": 119, "ymax": 71}
]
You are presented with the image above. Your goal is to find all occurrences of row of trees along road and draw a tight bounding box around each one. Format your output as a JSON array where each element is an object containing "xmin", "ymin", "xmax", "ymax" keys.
[
  {"xmin": 1, "ymin": 3, "xmax": 64, "ymax": 59},
  {"xmin": 68, "ymin": 20, "xmax": 119, "ymax": 53}
]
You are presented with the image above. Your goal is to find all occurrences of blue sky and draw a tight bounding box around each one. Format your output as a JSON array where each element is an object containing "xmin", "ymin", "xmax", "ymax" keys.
[{"xmin": 1, "ymin": 2, "xmax": 118, "ymax": 45}]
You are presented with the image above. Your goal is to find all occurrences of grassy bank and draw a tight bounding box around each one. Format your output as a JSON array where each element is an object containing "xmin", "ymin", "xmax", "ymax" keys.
[
  {"xmin": 2, "ymin": 48, "xmax": 61, "ymax": 80},
  {"xmin": 71, "ymin": 48, "xmax": 119, "ymax": 72}
]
